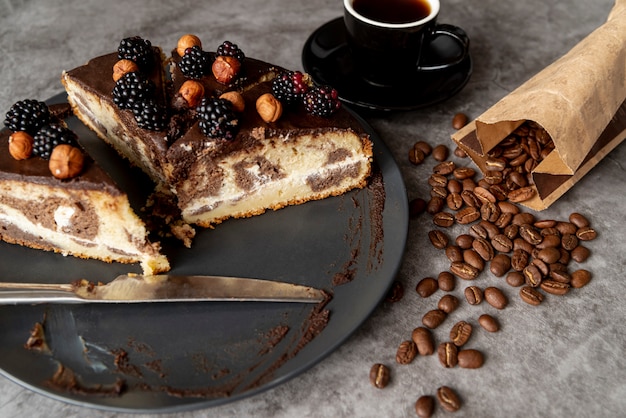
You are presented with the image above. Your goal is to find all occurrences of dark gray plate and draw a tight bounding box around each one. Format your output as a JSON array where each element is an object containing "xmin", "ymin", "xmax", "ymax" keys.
[{"xmin": 0, "ymin": 94, "xmax": 408, "ymax": 413}]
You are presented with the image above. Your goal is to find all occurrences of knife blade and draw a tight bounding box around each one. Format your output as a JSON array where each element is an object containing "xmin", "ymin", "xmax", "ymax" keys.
[{"xmin": 0, "ymin": 274, "xmax": 327, "ymax": 304}]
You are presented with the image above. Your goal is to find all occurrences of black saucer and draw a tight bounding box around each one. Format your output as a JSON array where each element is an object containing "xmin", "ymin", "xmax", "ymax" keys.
[{"xmin": 302, "ymin": 17, "xmax": 473, "ymax": 112}]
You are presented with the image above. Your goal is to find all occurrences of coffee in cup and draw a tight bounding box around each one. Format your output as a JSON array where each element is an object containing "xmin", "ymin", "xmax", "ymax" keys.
[{"xmin": 343, "ymin": 0, "xmax": 469, "ymax": 86}]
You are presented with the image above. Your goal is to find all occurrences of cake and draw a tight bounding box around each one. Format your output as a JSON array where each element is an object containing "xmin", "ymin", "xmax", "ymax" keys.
[
  {"xmin": 62, "ymin": 35, "xmax": 373, "ymax": 227},
  {"xmin": 0, "ymin": 102, "xmax": 170, "ymax": 275}
]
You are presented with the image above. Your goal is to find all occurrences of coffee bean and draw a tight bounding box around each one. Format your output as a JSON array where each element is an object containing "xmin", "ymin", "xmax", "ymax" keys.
[
  {"xmin": 556, "ymin": 221, "xmax": 577, "ymax": 235},
  {"xmin": 436, "ymin": 386, "xmax": 461, "ymax": 412},
  {"xmin": 411, "ymin": 327, "xmax": 435, "ymax": 356},
  {"xmin": 414, "ymin": 140, "xmax": 432, "ymax": 156},
  {"xmin": 446, "ymin": 192, "xmax": 464, "ymax": 210},
  {"xmin": 503, "ymin": 223, "xmax": 519, "ymax": 240},
  {"xmin": 430, "ymin": 185, "xmax": 448, "ymax": 199},
  {"xmin": 519, "ymin": 223, "xmax": 542, "ymax": 245},
  {"xmin": 429, "ymin": 173, "xmax": 448, "ymax": 188},
  {"xmin": 511, "ymin": 249, "xmax": 530, "ymax": 271},
  {"xmin": 561, "ymin": 233, "xmax": 579, "ymax": 251},
  {"xmin": 531, "ymin": 258, "xmax": 550, "ymax": 277},
  {"xmin": 523, "ymin": 264, "xmax": 543, "ymax": 287},
  {"xmin": 438, "ymin": 294, "xmax": 460, "ymax": 314},
  {"xmin": 456, "ymin": 234, "xmax": 474, "ymax": 249},
  {"xmin": 463, "ymin": 249, "xmax": 485, "ymax": 271},
  {"xmin": 513, "ymin": 237, "xmax": 534, "ymax": 254},
  {"xmin": 472, "ymin": 237, "xmax": 495, "ymax": 261},
  {"xmin": 534, "ymin": 219, "xmax": 556, "ymax": 229},
  {"xmin": 456, "ymin": 206, "xmax": 480, "ymax": 224},
  {"xmin": 537, "ymin": 247, "xmax": 561, "ymax": 264},
  {"xmin": 453, "ymin": 167, "xmax": 476, "ymax": 180},
  {"xmin": 438, "ymin": 271, "xmax": 456, "ymax": 291},
  {"xmin": 409, "ymin": 197, "xmax": 427, "ymax": 218},
  {"xmin": 428, "ymin": 229, "xmax": 449, "ymax": 249},
  {"xmin": 520, "ymin": 285, "xmax": 544, "ymax": 305},
  {"xmin": 480, "ymin": 201, "xmax": 501, "ymax": 222},
  {"xmin": 570, "ymin": 269, "xmax": 592, "ymax": 288},
  {"xmin": 478, "ymin": 314, "xmax": 500, "ymax": 332},
  {"xmin": 571, "ymin": 245, "xmax": 590, "ymax": 263},
  {"xmin": 473, "ymin": 186, "xmax": 497, "ymax": 203},
  {"xmin": 485, "ymin": 157, "xmax": 507, "ymax": 172},
  {"xmin": 454, "ymin": 145, "xmax": 468, "ymax": 158},
  {"xmin": 433, "ymin": 160, "xmax": 456, "ymax": 175},
  {"xmin": 409, "ymin": 146, "xmax": 426, "ymax": 165},
  {"xmin": 461, "ymin": 189, "xmax": 481, "ymax": 207},
  {"xmin": 396, "ymin": 340, "xmax": 418, "ymax": 364},
  {"xmin": 569, "ymin": 212, "xmax": 590, "ymax": 228},
  {"xmin": 416, "ymin": 277, "xmax": 439, "ymax": 298},
  {"xmin": 484, "ymin": 170, "xmax": 504, "ymax": 185},
  {"xmin": 385, "ymin": 280, "xmax": 404, "ymax": 302},
  {"xmin": 433, "ymin": 212, "xmax": 455, "ymax": 227},
  {"xmin": 495, "ymin": 211, "xmax": 514, "ymax": 229},
  {"xmin": 513, "ymin": 213, "xmax": 535, "ymax": 226},
  {"xmin": 576, "ymin": 226, "xmax": 597, "ymax": 241},
  {"xmin": 536, "ymin": 234, "xmax": 561, "ymax": 249},
  {"xmin": 506, "ymin": 271, "xmax": 525, "ymax": 287},
  {"xmin": 540, "ymin": 227, "xmax": 560, "ymax": 237},
  {"xmin": 549, "ymin": 268, "xmax": 571, "ymax": 284},
  {"xmin": 447, "ymin": 179, "xmax": 463, "ymax": 194},
  {"xmin": 427, "ymin": 196, "xmax": 445, "ymax": 214},
  {"xmin": 451, "ymin": 261, "xmax": 480, "ymax": 280},
  {"xmin": 452, "ymin": 112, "xmax": 469, "ymax": 130},
  {"xmin": 479, "ymin": 220, "xmax": 501, "ymax": 239},
  {"xmin": 507, "ymin": 185, "xmax": 536, "ymax": 203},
  {"xmin": 491, "ymin": 234, "xmax": 513, "ymax": 253},
  {"xmin": 450, "ymin": 321, "xmax": 473, "ymax": 347},
  {"xmin": 422, "ymin": 309, "xmax": 448, "ymax": 329},
  {"xmin": 369, "ymin": 363, "xmax": 390, "ymax": 388},
  {"xmin": 469, "ymin": 223, "xmax": 488, "ymax": 240},
  {"xmin": 432, "ymin": 144, "xmax": 450, "ymax": 162},
  {"xmin": 445, "ymin": 245, "xmax": 464, "ymax": 263},
  {"xmin": 438, "ymin": 342, "xmax": 458, "ymax": 368},
  {"xmin": 464, "ymin": 286, "xmax": 483, "ymax": 305},
  {"xmin": 558, "ymin": 247, "xmax": 571, "ymax": 264},
  {"xmin": 458, "ymin": 349, "xmax": 484, "ymax": 369},
  {"xmin": 415, "ymin": 395, "xmax": 435, "ymax": 418},
  {"xmin": 498, "ymin": 201, "xmax": 520, "ymax": 214},
  {"xmin": 490, "ymin": 253, "xmax": 511, "ymax": 277},
  {"xmin": 540, "ymin": 279, "xmax": 570, "ymax": 295},
  {"xmin": 484, "ymin": 287, "xmax": 508, "ymax": 309}
]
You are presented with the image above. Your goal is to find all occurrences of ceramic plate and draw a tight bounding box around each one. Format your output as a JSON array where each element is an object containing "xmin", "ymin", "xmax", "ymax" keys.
[
  {"xmin": 0, "ymin": 93, "xmax": 408, "ymax": 413},
  {"xmin": 302, "ymin": 17, "xmax": 472, "ymax": 112}
]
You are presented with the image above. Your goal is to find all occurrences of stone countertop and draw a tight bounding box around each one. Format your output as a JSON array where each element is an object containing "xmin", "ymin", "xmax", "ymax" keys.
[{"xmin": 1, "ymin": 0, "xmax": 625, "ymax": 416}]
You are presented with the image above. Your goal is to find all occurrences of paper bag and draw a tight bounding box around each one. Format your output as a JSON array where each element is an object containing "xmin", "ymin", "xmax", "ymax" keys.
[{"xmin": 452, "ymin": 0, "xmax": 626, "ymax": 210}]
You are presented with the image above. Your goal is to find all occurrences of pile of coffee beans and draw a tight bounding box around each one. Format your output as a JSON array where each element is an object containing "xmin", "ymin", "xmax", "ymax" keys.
[{"xmin": 370, "ymin": 113, "xmax": 598, "ymax": 416}]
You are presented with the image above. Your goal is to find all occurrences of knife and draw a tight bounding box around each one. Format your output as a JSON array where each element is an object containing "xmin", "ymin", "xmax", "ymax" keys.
[{"xmin": 0, "ymin": 274, "xmax": 327, "ymax": 304}]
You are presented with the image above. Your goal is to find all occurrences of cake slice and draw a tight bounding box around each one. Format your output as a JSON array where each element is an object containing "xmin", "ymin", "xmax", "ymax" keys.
[
  {"xmin": 62, "ymin": 35, "xmax": 373, "ymax": 227},
  {"xmin": 0, "ymin": 102, "xmax": 169, "ymax": 275}
]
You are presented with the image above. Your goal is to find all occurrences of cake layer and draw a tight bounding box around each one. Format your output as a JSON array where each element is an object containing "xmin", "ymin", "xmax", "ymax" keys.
[{"xmin": 0, "ymin": 125, "xmax": 170, "ymax": 275}]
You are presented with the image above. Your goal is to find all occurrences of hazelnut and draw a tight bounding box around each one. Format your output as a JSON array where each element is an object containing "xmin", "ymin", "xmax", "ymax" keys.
[
  {"xmin": 177, "ymin": 34, "xmax": 202, "ymax": 57},
  {"xmin": 8, "ymin": 131, "xmax": 33, "ymax": 160},
  {"xmin": 219, "ymin": 91, "xmax": 245, "ymax": 113},
  {"xmin": 178, "ymin": 80, "xmax": 205, "ymax": 108},
  {"xmin": 212, "ymin": 56, "xmax": 241, "ymax": 85},
  {"xmin": 48, "ymin": 144, "xmax": 84, "ymax": 179},
  {"xmin": 256, "ymin": 93, "xmax": 282, "ymax": 123},
  {"xmin": 112, "ymin": 59, "xmax": 139, "ymax": 82}
]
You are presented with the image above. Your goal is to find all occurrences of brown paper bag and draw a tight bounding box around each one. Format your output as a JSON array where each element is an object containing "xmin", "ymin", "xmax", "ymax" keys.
[{"xmin": 453, "ymin": 0, "xmax": 626, "ymax": 210}]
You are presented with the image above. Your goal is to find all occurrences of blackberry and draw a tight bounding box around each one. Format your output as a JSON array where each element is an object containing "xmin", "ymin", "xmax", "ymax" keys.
[
  {"xmin": 4, "ymin": 99, "xmax": 51, "ymax": 134},
  {"xmin": 304, "ymin": 85, "xmax": 341, "ymax": 117},
  {"xmin": 196, "ymin": 97, "xmax": 239, "ymax": 140},
  {"xmin": 271, "ymin": 71, "xmax": 310, "ymax": 107},
  {"xmin": 132, "ymin": 100, "xmax": 168, "ymax": 131},
  {"xmin": 112, "ymin": 71, "xmax": 156, "ymax": 110},
  {"xmin": 178, "ymin": 45, "xmax": 212, "ymax": 79},
  {"xmin": 216, "ymin": 41, "xmax": 245, "ymax": 62},
  {"xmin": 32, "ymin": 122, "xmax": 78, "ymax": 159},
  {"xmin": 117, "ymin": 36, "xmax": 154, "ymax": 69}
]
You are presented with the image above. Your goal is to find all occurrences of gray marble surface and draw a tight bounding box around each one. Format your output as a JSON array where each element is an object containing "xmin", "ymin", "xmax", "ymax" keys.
[{"xmin": 1, "ymin": 0, "xmax": 625, "ymax": 416}]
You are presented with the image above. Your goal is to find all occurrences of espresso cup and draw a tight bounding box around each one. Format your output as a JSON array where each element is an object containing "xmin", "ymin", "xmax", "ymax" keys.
[{"xmin": 344, "ymin": 0, "xmax": 469, "ymax": 86}]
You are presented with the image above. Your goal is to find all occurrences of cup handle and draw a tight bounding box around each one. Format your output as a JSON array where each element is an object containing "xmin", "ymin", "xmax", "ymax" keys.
[{"xmin": 417, "ymin": 24, "xmax": 470, "ymax": 72}]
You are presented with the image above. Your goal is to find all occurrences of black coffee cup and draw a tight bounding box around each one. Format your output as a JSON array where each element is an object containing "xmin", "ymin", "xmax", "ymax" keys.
[{"xmin": 344, "ymin": 0, "xmax": 469, "ymax": 86}]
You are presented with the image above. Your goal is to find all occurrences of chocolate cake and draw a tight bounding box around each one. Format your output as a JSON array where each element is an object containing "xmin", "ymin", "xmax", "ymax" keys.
[
  {"xmin": 0, "ymin": 104, "xmax": 170, "ymax": 274},
  {"xmin": 62, "ymin": 35, "xmax": 373, "ymax": 227}
]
